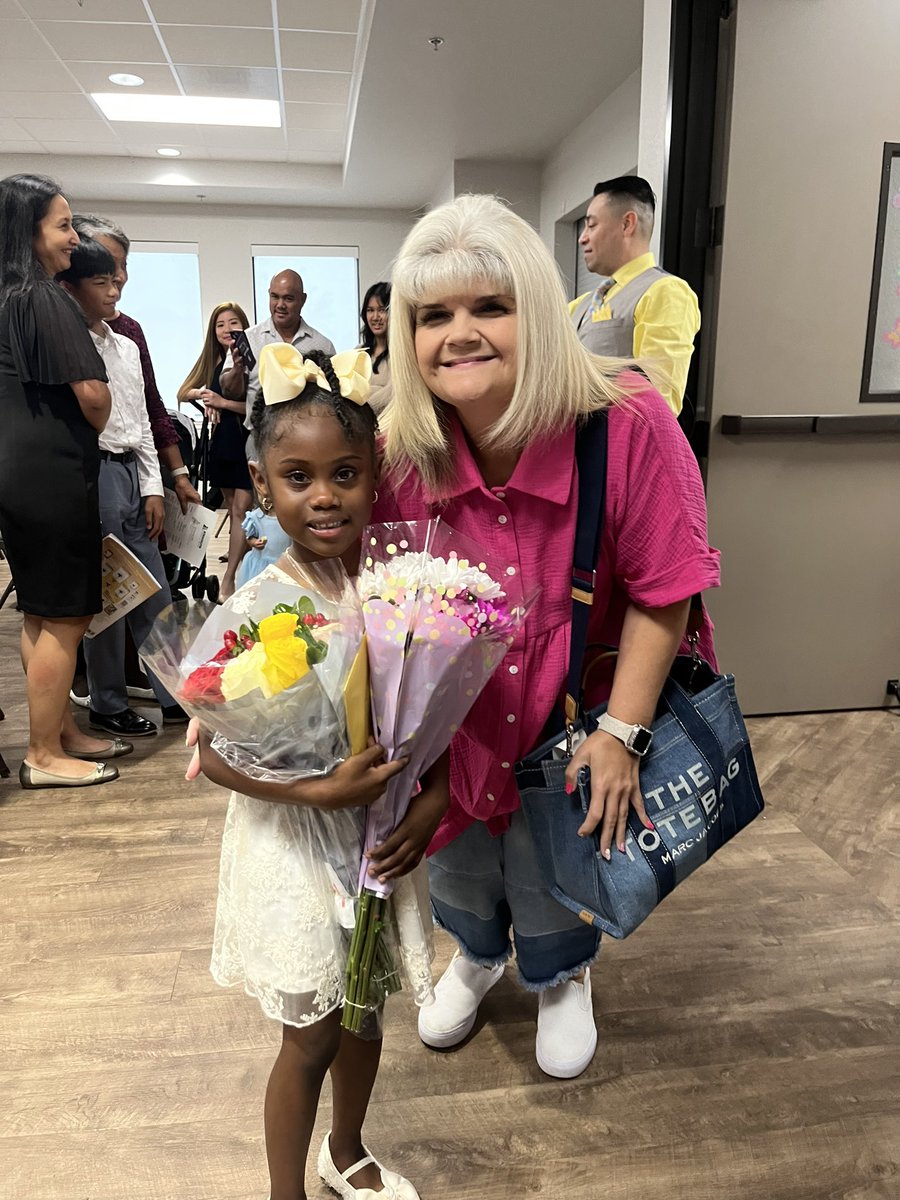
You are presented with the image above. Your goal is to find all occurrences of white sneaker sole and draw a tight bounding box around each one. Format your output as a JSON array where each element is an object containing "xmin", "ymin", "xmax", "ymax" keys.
[
  {"xmin": 535, "ymin": 1026, "xmax": 598, "ymax": 1078},
  {"xmin": 417, "ymin": 1008, "xmax": 479, "ymax": 1049}
]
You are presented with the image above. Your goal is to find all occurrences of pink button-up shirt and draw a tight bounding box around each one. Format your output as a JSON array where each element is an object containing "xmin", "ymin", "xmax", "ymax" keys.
[{"xmin": 374, "ymin": 382, "xmax": 721, "ymax": 853}]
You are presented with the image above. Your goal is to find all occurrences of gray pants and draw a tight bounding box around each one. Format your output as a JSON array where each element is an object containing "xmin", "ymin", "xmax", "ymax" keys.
[{"xmin": 85, "ymin": 458, "xmax": 175, "ymax": 714}]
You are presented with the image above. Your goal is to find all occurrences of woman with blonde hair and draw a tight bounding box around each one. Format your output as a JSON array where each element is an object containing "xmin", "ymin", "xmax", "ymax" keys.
[
  {"xmin": 375, "ymin": 194, "xmax": 720, "ymax": 1078},
  {"xmin": 178, "ymin": 301, "xmax": 252, "ymax": 598}
]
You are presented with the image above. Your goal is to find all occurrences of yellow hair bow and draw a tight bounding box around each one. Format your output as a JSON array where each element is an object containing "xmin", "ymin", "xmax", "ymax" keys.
[{"xmin": 258, "ymin": 343, "xmax": 372, "ymax": 407}]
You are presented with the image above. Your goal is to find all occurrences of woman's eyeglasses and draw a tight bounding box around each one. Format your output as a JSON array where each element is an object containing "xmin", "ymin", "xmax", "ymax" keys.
[{"xmin": 366, "ymin": 307, "xmax": 388, "ymax": 317}]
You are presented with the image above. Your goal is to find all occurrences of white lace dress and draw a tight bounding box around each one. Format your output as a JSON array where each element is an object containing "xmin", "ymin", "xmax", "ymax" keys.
[{"xmin": 208, "ymin": 561, "xmax": 435, "ymax": 1030}]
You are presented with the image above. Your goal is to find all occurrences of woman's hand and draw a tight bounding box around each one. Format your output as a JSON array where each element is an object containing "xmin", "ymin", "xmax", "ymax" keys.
[
  {"xmin": 565, "ymin": 729, "xmax": 651, "ymax": 860},
  {"xmin": 204, "ymin": 404, "xmax": 221, "ymax": 427},
  {"xmin": 563, "ymin": 598, "xmax": 691, "ymax": 859},
  {"xmin": 365, "ymin": 783, "xmax": 449, "ymax": 882}
]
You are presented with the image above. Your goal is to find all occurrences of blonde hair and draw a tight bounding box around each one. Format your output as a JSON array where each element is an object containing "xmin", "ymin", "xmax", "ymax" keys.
[
  {"xmin": 177, "ymin": 300, "xmax": 250, "ymax": 403},
  {"xmin": 382, "ymin": 194, "xmax": 651, "ymax": 492}
]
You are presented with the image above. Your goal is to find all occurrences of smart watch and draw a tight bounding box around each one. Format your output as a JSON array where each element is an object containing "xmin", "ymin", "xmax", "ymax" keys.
[{"xmin": 596, "ymin": 713, "xmax": 653, "ymax": 758}]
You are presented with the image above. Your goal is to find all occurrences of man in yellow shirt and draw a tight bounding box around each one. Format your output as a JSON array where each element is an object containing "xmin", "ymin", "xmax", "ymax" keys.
[{"xmin": 570, "ymin": 176, "xmax": 700, "ymax": 416}]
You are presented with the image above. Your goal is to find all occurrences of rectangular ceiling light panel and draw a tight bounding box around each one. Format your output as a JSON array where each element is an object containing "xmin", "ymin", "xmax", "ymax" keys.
[{"xmin": 91, "ymin": 92, "xmax": 281, "ymax": 127}]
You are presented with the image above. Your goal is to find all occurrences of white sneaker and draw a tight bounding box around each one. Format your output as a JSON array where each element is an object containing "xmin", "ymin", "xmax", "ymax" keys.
[
  {"xmin": 535, "ymin": 969, "xmax": 597, "ymax": 1078},
  {"xmin": 417, "ymin": 951, "xmax": 505, "ymax": 1048}
]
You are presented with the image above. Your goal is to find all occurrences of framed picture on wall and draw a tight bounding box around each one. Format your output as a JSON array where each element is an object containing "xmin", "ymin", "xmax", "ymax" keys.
[{"xmin": 860, "ymin": 142, "xmax": 900, "ymax": 403}]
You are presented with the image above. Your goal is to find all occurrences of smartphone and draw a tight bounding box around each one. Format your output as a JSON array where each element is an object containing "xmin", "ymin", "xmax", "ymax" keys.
[{"xmin": 230, "ymin": 329, "xmax": 256, "ymax": 371}]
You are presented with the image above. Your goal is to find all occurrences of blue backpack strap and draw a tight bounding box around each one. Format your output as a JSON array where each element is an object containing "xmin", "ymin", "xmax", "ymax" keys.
[{"xmin": 563, "ymin": 409, "xmax": 609, "ymax": 724}]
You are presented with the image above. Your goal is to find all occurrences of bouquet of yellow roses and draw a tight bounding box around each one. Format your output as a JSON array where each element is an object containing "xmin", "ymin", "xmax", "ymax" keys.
[{"xmin": 140, "ymin": 555, "xmax": 368, "ymax": 782}]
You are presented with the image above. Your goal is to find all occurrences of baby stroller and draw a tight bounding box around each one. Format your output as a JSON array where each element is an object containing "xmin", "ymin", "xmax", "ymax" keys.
[{"xmin": 162, "ymin": 407, "xmax": 221, "ymax": 603}]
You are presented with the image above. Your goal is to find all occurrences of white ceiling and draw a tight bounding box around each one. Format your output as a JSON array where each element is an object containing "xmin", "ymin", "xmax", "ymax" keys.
[{"xmin": 0, "ymin": 0, "xmax": 644, "ymax": 209}]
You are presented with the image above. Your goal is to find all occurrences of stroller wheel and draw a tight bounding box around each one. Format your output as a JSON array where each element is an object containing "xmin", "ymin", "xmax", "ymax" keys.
[
  {"xmin": 206, "ymin": 575, "xmax": 220, "ymax": 603},
  {"xmin": 191, "ymin": 575, "xmax": 206, "ymax": 601}
]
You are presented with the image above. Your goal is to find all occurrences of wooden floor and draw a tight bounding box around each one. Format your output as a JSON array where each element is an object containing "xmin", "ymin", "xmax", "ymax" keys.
[{"xmin": 1, "ymin": 541, "xmax": 898, "ymax": 1200}]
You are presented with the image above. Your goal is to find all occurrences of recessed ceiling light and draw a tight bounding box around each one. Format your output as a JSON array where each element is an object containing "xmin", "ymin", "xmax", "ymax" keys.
[
  {"xmin": 91, "ymin": 93, "xmax": 281, "ymax": 128},
  {"xmin": 156, "ymin": 147, "xmax": 181, "ymax": 157},
  {"xmin": 108, "ymin": 72, "xmax": 144, "ymax": 87}
]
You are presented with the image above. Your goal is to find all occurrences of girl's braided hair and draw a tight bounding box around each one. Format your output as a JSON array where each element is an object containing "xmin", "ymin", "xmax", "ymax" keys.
[{"xmin": 250, "ymin": 348, "xmax": 378, "ymax": 459}]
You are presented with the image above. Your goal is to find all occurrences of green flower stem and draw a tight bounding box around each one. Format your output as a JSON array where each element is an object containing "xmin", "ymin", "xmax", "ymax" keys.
[{"xmin": 342, "ymin": 890, "xmax": 402, "ymax": 1031}]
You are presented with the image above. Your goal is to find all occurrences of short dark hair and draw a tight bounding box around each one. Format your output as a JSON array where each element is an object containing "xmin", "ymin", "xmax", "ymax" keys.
[
  {"xmin": 250, "ymin": 349, "xmax": 378, "ymax": 461},
  {"xmin": 593, "ymin": 175, "xmax": 656, "ymax": 208},
  {"xmin": 0, "ymin": 173, "xmax": 65, "ymax": 303},
  {"xmin": 593, "ymin": 175, "xmax": 656, "ymax": 237},
  {"xmin": 56, "ymin": 235, "xmax": 116, "ymax": 284}
]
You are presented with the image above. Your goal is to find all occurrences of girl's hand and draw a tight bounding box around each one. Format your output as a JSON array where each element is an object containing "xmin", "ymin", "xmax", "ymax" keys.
[
  {"xmin": 185, "ymin": 716, "xmax": 201, "ymax": 781},
  {"xmin": 316, "ymin": 745, "xmax": 409, "ymax": 811},
  {"xmin": 564, "ymin": 729, "xmax": 652, "ymax": 861},
  {"xmin": 189, "ymin": 720, "xmax": 407, "ymax": 810},
  {"xmin": 365, "ymin": 783, "xmax": 450, "ymax": 882}
]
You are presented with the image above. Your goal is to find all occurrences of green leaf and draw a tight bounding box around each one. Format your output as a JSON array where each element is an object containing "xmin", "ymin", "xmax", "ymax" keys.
[{"xmin": 306, "ymin": 641, "xmax": 328, "ymax": 665}]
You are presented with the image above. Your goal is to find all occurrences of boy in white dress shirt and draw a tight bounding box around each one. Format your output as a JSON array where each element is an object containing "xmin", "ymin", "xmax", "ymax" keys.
[{"xmin": 58, "ymin": 237, "xmax": 185, "ymax": 738}]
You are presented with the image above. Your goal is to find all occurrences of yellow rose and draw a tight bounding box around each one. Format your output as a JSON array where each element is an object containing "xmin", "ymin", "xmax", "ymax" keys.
[
  {"xmin": 262, "ymin": 635, "xmax": 310, "ymax": 695},
  {"xmin": 258, "ymin": 612, "xmax": 299, "ymax": 643},
  {"xmin": 220, "ymin": 641, "xmax": 272, "ymax": 701}
]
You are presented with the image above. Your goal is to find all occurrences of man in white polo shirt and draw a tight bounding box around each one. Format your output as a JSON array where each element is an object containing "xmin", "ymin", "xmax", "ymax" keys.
[
  {"xmin": 58, "ymin": 237, "xmax": 186, "ymax": 739},
  {"xmin": 220, "ymin": 268, "xmax": 336, "ymax": 420}
]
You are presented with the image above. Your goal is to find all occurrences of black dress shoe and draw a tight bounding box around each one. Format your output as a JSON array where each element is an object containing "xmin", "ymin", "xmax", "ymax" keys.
[
  {"xmin": 161, "ymin": 703, "xmax": 189, "ymax": 725},
  {"xmin": 89, "ymin": 708, "xmax": 158, "ymax": 737}
]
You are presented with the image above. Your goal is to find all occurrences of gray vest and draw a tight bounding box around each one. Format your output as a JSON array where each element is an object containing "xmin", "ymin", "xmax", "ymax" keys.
[{"xmin": 572, "ymin": 264, "xmax": 671, "ymax": 356}]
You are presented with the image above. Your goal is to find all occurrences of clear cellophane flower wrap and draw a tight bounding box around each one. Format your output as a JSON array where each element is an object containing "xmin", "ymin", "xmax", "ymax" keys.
[
  {"xmin": 341, "ymin": 518, "xmax": 534, "ymax": 1031},
  {"xmin": 139, "ymin": 554, "xmax": 369, "ymax": 783}
]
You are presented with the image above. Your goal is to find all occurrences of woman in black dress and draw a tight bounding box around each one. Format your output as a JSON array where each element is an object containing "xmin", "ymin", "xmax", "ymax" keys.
[
  {"xmin": 0, "ymin": 174, "xmax": 121, "ymax": 788},
  {"xmin": 177, "ymin": 301, "xmax": 252, "ymax": 598}
]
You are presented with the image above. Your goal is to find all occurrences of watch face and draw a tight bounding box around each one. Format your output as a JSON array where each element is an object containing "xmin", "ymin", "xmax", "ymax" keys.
[{"xmin": 629, "ymin": 726, "xmax": 653, "ymax": 756}]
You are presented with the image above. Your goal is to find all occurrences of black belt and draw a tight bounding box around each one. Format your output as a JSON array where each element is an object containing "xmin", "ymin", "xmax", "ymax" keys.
[{"xmin": 99, "ymin": 449, "xmax": 135, "ymax": 464}]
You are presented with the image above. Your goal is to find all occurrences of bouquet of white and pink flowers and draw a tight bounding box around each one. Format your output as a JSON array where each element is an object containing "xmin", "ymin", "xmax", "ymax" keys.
[
  {"xmin": 341, "ymin": 519, "xmax": 534, "ymax": 1030},
  {"xmin": 140, "ymin": 555, "xmax": 369, "ymax": 783}
]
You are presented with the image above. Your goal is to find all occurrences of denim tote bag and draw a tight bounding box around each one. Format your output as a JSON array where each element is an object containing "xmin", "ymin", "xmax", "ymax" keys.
[{"xmin": 515, "ymin": 411, "xmax": 765, "ymax": 939}]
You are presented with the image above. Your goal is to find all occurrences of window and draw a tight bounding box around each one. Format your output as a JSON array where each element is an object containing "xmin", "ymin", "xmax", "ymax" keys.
[
  {"xmin": 251, "ymin": 246, "xmax": 360, "ymax": 356},
  {"xmin": 125, "ymin": 242, "xmax": 203, "ymax": 408},
  {"xmin": 860, "ymin": 143, "xmax": 900, "ymax": 403}
]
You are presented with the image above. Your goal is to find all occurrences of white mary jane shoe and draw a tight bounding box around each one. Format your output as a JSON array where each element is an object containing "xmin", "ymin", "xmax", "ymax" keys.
[{"xmin": 318, "ymin": 1132, "xmax": 420, "ymax": 1200}]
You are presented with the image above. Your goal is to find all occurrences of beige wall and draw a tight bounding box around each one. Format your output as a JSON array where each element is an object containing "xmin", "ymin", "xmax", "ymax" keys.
[
  {"xmin": 637, "ymin": 0, "xmax": 671, "ymax": 261},
  {"xmin": 705, "ymin": 0, "xmax": 900, "ymax": 711},
  {"xmin": 539, "ymin": 68, "xmax": 641, "ymax": 284},
  {"xmin": 451, "ymin": 159, "xmax": 542, "ymax": 230}
]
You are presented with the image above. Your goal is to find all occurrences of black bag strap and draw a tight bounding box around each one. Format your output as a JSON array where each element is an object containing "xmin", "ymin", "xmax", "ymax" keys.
[
  {"xmin": 563, "ymin": 409, "xmax": 609, "ymax": 724},
  {"xmin": 564, "ymin": 409, "xmax": 704, "ymax": 727}
]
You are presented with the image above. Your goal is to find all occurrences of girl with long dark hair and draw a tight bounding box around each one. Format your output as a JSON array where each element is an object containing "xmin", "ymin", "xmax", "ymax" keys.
[{"xmin": 358, "ymin": 281, "xmax": 391, "ymax": 413}]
